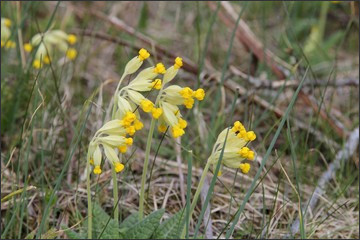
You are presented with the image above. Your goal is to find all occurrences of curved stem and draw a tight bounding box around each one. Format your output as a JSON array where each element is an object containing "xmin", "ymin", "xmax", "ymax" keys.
[
  {"xmin": 86, "ymin": 161, "xmax": 92, "ymax": 239},
  {"xmin": 111, "ymin": 74, "xmax": 126, "ymax": 119},
  {"xmin": 139, "ymin": 118, "xmax": 156, "ymax": 220},
  {"xmin": 181, "ymin": 160, "xmax": 211, "ymax": 238}
]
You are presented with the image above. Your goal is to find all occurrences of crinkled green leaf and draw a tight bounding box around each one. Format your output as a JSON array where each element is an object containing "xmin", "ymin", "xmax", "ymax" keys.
[
  {"xmin": 92, "ymin": 203, "xmax": 120, "ymax": 239},
  {"xmin": 153, "ymin": 210, "xmax": 185, "ymax": 239},
  {"xmin": 119, "ymin": 211, "xmax": 140, "ymax": 230},
  {"xmin": 123, "ymin": 209, "xmax": 165, "ymax": 239}
]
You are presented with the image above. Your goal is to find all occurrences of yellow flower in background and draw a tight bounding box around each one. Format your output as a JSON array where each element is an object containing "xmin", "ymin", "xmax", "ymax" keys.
[
  {"xmin": 28, "ymin": 30, "xmax": 78, "ymax": 68},
  {"xmin": 1, "ymin": 18, "xmax": 16, "ymax": 49},
  {"xmin": 208, "ymin": 121, "xmax": 256, "ymax": 175}
]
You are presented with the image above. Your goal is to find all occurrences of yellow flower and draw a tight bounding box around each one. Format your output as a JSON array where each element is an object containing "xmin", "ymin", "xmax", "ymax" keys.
[
  {"xmin": 158, "ymin": 124, "xmax": 167, "ymax": 133},
  {"xmin": 5, "ymin": 40, "xmax": 16, "ymax": 48},
  {"xmin": 125, "ymin": 138, "xmax": 133, "ymax": 146},
  {"xmin": 150, "ymin": 79, "xmax": 162, "ymax": 90},
  {"xmin": 94, "ymin": 165, "xmax": 102, "ymax": 174},
  {"xmin": 67, "ymin": 34, "xmax": 77, "ymax": 45},
  {"xmin": 138, "ymin": 48, "xmax": 150, "ymax": 61},
  {"xmin": 174, "ymin": 57, "xmax": 183, "ymax": 69},
  {"xmin": 4, "ymin": 18, "xmax": 11, "ymax": 27},
  {"xmin": 133, "ymin": 119, "xmax": 144, "ymax": 131},
  {"xmin": 239, "ymin": 163, "xmax": 250, "ymax": 174},
  {"xmin": 209, "ymin": 121, "xmax": 256, "ymax": 175},
  {"xmin": 89, "ymin": 159, "xmax": 94, "ymax": 165},
  {"xmin": 193, "ymin": 88, "xmax": 205, "ymax": 100},
  {"xmin": 33, "ymin": 60, "xmax": 42, "ymax": 69},
  {"xmin": 126, "ymin": 126, "xmax": 136, "ymax": 136},
  {"xmin": 179, "ymin": 87, "xmax": 193, "ymax": 99},
  {"xmin": 140, "ymin": 99, "xmax": 154, "ymax": 112},
  {"xmin": 114, "ymin": 162, "xmax": 125, "ymax": 173},
  {"xmin": 178, "ymin": 118, "xmax": 187, "ymax": 129},
  {"xmin": 121, "ymin": 111, "xmax": 136, "ymax": 127},
  {"xmin": 66, "ymin": 48, "xmax": 77, "ymax": 60},
  {"xmin": 43, "ymin": 55, "xmax": 51, "ymax": 64},
  {"xmin": 154, "ymin": 63, "xmax": 166, "ymax": 74},
  {"xmin": 118, "ymin": 145, "xmax": 127, "ymax": 153},
  {"xmin": 24, "ymin": 43, "xmax": 32, "ymax": 52},
  {"xmin": 151, "ymin": 108, "xmax": 163, "ymax": 119},
  {"xmin": 171, "ymin": 125, "xmax": 185, "ymax": 138},
  {"xmin": 183, "ymin": 97, "xmax": 194, "ymax": 109}
]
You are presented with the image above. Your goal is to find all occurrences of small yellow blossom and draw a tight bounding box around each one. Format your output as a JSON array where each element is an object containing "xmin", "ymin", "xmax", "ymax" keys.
[
  {"xmin": 94, "ymin": 165, "xmax": 102, "ymax": 174},
  {"xmin": 133, "ymin": 119, "xmax": 144, "ymax": 131},
  {"xmin": 158, "ymin": 124, "xmax": 167, "ymax": 133},
  {"xmin": 138, "ymin": 48, "xmax": 150, "ymax": 61},
  {"xmin": 118, "ymin": 145, "xmax": 127, "ymax": 153},
  {"xmin": 153, "ymin": 63, "xmax": 166, "ymax": 74},
  {"xmin": 150, "ymin": 79, "xmax": 162, "ymax": 90},
  {"xmin": 66, "ymin": 48, "xmax": 77, "ymax": 60},
  {"xmin": 33, "ymin": 60, "xmax": 42, "ymax": 69},
  {"xmin": 125, "ymin": 138, "xmax": 133, "ymax": 146},
  {"xmin": 126, "ymin": 126, "xmax": 136, "ymax": 136},
  {"xmin": 24, "ymin": 43, "xmax": 32, "ymax": 52},
  {"xmin": 193, "ymin": 88, "xmax": 205, "ymax": 100},
  {"xmin": 174, "ymin": 57, "xmax": 183, "ymax": 69},
  {"xmin": 239, "ymin": 163, "xmax": 251, "ymax": 174},
  {"xmin": 151, "ymin": 108, "xmax": 163, "ymax": 119},
  {"xmin": 178, "ymin": 118, "xmax": 187, "ymax": 129},
  {"xmin": 43, "ymin": 55, "xmax": 51, "ymax": 64},
  {"xmin": 67, "ymin": 34, "xmax": 77, "ymax": 45},
  {"xmin": 89, "ymin": 159, "xmax": 94, "ymax": 165},
  {"xmin": 114, "ymin": 162, "xmax": 125, "ymax": 172},
  {"xmin": 179, "ymin": 87, "xmax": 193, "ymax": 99},
  {"xmin": 4, "ymin": 18, "xmax": 11, "ymax": 27},
  {"xmin": 140, "ymin": 99, "xmax": 154, "ymax": 112},
  {"xmin": 171, "ymin": 125, "xmax": 185, "ymax": 138},
  {"xmin": 183, "ymin": 97, "xmax": 194, "ymax": 109},
  {"xmin": 121, "ymin": 111, "xmax": 136, "ymax": 127}
]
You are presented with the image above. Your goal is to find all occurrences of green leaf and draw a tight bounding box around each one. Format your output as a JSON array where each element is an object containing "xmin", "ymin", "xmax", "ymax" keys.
[
  {"xmin": 40, "ymin": 228, "xmax": 58, "ymax": 239},
  {"xmin": 153, "ymin": 210, "xmax": 185, "ymax": 239},
  {"xmin": 63, "ymin": 229, "xmax": 86, "ymax": 239},
  {"xmin": 119, "ymin": 211, "xmax": 140, "ymax": 230},
  {"xmin": 123, "ymin": 209, "xmax": 165, "ymax": 239},
  {"xmin": 92, "ymin": 203, "xmax": 120, "ymax": 239}
]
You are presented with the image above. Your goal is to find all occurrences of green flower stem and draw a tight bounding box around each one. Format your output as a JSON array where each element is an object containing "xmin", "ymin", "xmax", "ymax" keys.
[
  {"xmin": 181, "ymin": 160, "xmax": 211, "ymax": 238},
  {"xmin": 86, "ymin": 161, "xmax": 92, "ymax": 239},
  {"xmin": 112, "ymin": 166, "xmax": 119, "ymax": 224},
  {"xmin": 111, "ymin": 74, "xmax": 126, "ymax": 118},
  {"xmin": 139, "ymin": 117, "xmax": 156, "ymax": 220}
]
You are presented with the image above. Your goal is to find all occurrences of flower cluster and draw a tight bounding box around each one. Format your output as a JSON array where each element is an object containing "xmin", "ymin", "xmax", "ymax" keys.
[
  {"xmin": 156, "ymin": 57, "xmax": 205, "ymax": 138},
  {"xmin": 1, "ymin": 18, "xmax": 16, "ymax": 49},
  {"xmin": 87, "ymin": 119, "xmax": 135, "ymax": 174},
  {"xmin": 24, "ymin": 30, "xmax": 78, "ymax": 69},
  {"xmin": 208, "ymin": 121, "xmax": 256, "ymax": 175},
  {"xmin": 87, "ymin": 48, "xmax": 206, "ymax": 174}
]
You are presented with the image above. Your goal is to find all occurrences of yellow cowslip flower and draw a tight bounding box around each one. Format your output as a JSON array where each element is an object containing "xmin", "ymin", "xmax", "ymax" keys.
[
  {"xmin": 163, "ymin": 58, "xmax": 182, "ymax": 84},
  {"xmin": 1, "ymin": 18, "xmax": 17, "ymax": 50},
  {"xmin": 67, "ymin": 34, "xmax": 77, "ymax": 45},
  {"xmin": 140, "ymin": 99, "xmax": 154, "ymax": 113},
  {"xmin": 153, "ymin": 63, "xmax": 166, "ymax": 74},
  {"xmin": 24, "ymin": 43, "xmax": 33, "ymax": 52},
  {"xmin": 174, "ymin": 57, "xmax": 183, "ymax": 69},
  {"xmin": 151, "ymin": 108, "xmax": 163, "ymax": 119},
  {"xmin": 66, "ymin": 48, "xmax": 77, "ymax": 60},
  {"xmin": 208, "ymin": 121, "xmax": 256, "ymax": 175},
  {"xmin": 150, "ymin": 79, "xmax": 162, "ymax": 90},
  {"xmin": 158, "ymin": 124, "xmax": 167, "ymax": 133},
  {"xmin": 33, "ymin": 59, "xmax": 42, "ymax": 69},
  {"xmin": 28, "ymin": 30, "xmax": 78, "ymax": 68},
  {"xmin": 43, "ymin": 55, "xmax": 51, "ymax": 64},
  {"xmin": 123, "ymin": 48, "xmax": 150, "ymax": 76}
]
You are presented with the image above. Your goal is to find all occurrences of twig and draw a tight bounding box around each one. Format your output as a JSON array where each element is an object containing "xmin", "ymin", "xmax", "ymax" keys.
[
  {"xmin": 287, "ymin": 126, "xmax": 359, "ymax": 238},
  {"xmin": 230, "ymin": 66, "xmax": 359, "ymax": 89}
]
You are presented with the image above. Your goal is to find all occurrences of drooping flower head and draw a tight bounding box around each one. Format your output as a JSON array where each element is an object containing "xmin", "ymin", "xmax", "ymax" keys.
[
  {"xmin": 208, "ymin": 121, "xmax": 256, "ymax": 176},
  {"xmin": 1, "ymin": 18, "xmax": 16, "ymax": 49},
  {"xmin": 87, "ymin": 119, "xmax": 134, "ymax": 174},
  {"xmin": 24, "ymin": 30, "xmax": 78, "ymax": 68},
  {"xmin": 154, "ymin": 57, "xmax": 205, "ymax": 138}
]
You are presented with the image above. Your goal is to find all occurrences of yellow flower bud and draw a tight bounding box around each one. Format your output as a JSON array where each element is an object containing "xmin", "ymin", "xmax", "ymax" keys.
[
  {"xmin": 33, "ymin": 60, "xmax": 42, "ymax": 69},
  {"xmin": 151, "ymin": 108, "xmax": 163, "ymax": 119},
  {"xmin": 158, "ymin": 124, "xmax": 167, "ymax": 133},
  {"xmin": 239, "ymin": 163, "xmax": 250, "ymax": 174},
  {"xmin": 118, "ymin": 145, "xmax": 127, "ymax": 153},
  {"xmin": 138, "ymin": 48, "xmax": 150, "ymax": 61},
  {"xmin": 174, "ymin": 57, "xmax": 183, "ymax": 69},
  {"xmin": 66, "ymin": 48, "xmax": 77, "ymax": 60},
  {"xmin": 24, "ymin": 43, "xmax": 32, "ymax": 52},
  {"xmin": 178, "ymin": 118, "xmax": 187, "ymax": 129},
  {"xmin": 125, "ymin": 138, "xmax": 133, "ymax": 146},
  {"xmin": 193, "ymin": 88, "xmax": 205, "ymax": 101},
  {"xmin": 94, "ymin": 165, "xmax": 102, "ymax": 174},
  {"xmin": 67, "ymin": 34, "xmax": 77, "ymax": 45},
  {"xmin": 140, "ymin": 99, "xmax": 154, "ymax": 113},
  {"xmin": 134, "ymin": 119, "xmax": 144, "ymax": 131},
  {"xmin": 114, "ymin": 162, "xmax": 125, "ymax": 173},
  {"xmin": 153, "ymin": 63, "xmax": 166, "ymax": 74},
  {"xmin": 183, "ymin": 97, "xmax": 194, "ymax": 109}
]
